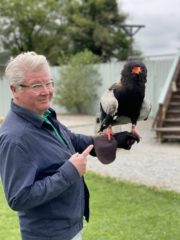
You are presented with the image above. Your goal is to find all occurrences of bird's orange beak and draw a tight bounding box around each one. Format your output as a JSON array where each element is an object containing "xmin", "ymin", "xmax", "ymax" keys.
[{"xmin": 132, "ymin": 66, "xmax": 142, "ymax": 74}]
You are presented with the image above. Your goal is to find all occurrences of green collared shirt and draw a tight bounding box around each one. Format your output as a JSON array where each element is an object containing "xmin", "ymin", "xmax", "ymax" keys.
[{"xmin": 39, "ymin": 110, "xmax": 66, "ymax": 145}]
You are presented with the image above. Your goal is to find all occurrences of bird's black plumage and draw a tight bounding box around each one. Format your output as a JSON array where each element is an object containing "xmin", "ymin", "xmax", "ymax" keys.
[{"xmin": 99, "ymin": 60, "xmax": 147, "ymax": 132}]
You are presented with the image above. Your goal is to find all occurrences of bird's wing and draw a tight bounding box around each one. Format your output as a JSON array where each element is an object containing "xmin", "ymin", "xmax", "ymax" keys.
[
  {"xmin": 100, "ymin": 89, "xmax": 118, "ymax": 116},
  {"xmin": 101, "ymin": 82, "xmax": 123, "ymax": 116},
  {"xmin": 110, "ymin": 99, "xmax": 152, "ymax": 125},
  {"xmin": 109, "ymin": 82, "xmax": 122, "ymax": 91}
]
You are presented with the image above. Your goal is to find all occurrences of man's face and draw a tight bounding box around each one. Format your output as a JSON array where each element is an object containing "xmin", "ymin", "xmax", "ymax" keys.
[{"xmin": 12, "ymin": 68, "xmax": 54, "ymax": 115}]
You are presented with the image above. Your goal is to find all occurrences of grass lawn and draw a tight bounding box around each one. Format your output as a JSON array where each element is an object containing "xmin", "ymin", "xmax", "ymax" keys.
[{"xmin": 1, "ymin": 171, "xmax": 180, "ymax": 240}]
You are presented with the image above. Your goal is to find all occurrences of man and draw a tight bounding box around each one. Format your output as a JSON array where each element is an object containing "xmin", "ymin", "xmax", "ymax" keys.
[{"xmin": 0, "ymin": 52, "xmax": 138, "ymax": 240}]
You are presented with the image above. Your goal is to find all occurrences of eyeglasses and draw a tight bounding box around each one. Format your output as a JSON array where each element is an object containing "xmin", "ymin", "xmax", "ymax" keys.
[{"xmin": 18, "ymin": 80, "xmax": 54, "ymax": 92}]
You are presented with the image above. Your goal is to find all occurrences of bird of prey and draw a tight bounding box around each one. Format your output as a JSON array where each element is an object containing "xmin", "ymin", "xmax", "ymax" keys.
[{"xmin": 98, "ymin": 60, "xmax": 148, "ymax": 140}]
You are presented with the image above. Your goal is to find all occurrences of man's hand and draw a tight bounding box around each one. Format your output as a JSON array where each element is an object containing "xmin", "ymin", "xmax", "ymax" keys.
[{"xmin": 69, "ymin": 145, "xmax": 94, "ymax": 176}]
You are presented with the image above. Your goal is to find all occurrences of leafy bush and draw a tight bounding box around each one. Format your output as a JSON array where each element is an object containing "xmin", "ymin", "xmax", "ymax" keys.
[{"xmin": 55, "ymin": 50, "xmax": 102, "ymax": 114}]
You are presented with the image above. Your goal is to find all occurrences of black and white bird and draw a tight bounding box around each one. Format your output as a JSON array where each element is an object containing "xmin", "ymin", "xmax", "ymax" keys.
[{"xmin": 98, "ymin": 60, "xmax": 148, "ymax": 140}]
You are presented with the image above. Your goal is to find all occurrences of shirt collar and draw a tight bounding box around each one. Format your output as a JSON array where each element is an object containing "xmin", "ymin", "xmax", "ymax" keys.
[
  {"xmin": 11, "ymin": 100, "xmax": 57, "ymax": 128},
  {"xmin": 36, "ymin": 109, "xmax": 51, "ymax": 122}
]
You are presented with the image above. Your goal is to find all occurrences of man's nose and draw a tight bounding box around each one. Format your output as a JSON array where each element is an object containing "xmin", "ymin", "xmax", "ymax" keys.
[{"xmin": 40, "ymin": 85, "xmax": 51, "ymax": 94}]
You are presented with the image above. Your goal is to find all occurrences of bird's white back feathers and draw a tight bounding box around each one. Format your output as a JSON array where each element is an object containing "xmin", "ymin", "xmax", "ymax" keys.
[{"xmin": 100, "ymin": 90, "xmax": 118, "ymax": 116}]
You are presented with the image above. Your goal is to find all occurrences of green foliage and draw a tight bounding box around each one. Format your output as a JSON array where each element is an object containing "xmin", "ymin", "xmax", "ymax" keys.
[
  {"xmin": 0, "ymin": 0, "xmax": 65, "ymax": 65},
  {"xmin": 1, "ymin": 172, "xmax": 180, "ymax": 240},
  {"xmin": 61, "ymin": 0, "xmax": 130, "ymax": 62},
  {"xmin": 55, "ymin": 49, "xmax": 102, "ymax": 113},
  {"xmin": 0, "ymin": 0, "xmax": 140, "ymax": 64}
]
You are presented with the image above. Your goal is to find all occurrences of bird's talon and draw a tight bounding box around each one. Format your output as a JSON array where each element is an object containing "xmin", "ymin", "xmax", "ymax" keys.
[
  {"xmin": 101, "ymin": 129, "xmax": 113, "ymax": 141},
  {"xmin": 131, "ymin": 129, "xmax": 141, "ymax": 142},
  {"xmin": 107, "ymin": 130, "xmax": 112, "ymax": 141}
]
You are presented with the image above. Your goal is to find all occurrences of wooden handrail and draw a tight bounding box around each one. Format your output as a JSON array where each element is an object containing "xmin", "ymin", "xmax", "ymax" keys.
[{"xmin": 152, "ymin": 52, "xmax": 180, "ymax": 129}]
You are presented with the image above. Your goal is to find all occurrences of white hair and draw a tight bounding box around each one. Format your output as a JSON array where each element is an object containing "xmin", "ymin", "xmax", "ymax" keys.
[{"xmin": 5, "ymin": 51, "xmax": 50, "ymax": 86}]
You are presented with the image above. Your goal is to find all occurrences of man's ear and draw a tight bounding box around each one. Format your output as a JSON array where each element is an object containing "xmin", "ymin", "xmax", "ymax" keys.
[
  {"xmin": 10, "ymin": 85, "xmax": 19, "ymax": 101},
  {"xmin": 10, "ymin": 85, "xmax": 16, "ymax": 93}
]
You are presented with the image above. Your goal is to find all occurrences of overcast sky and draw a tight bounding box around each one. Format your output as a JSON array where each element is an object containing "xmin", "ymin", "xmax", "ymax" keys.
[{"xmin": 118, "ymin": 0, "xmax": 180, "ymax": 56}]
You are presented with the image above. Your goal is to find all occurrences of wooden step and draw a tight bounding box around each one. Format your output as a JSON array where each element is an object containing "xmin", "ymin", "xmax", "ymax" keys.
[
  {"xmin": 173, "ymin": 91, "xmax": 180, "ymax": 96},
  {"xmin": 173, "ymin": 95, "xmax": 180, "ymax": 99},
  {"xmin": 167, "ymin": 104, "xmax": 180, "ymax": 111},
  {"xmin": 155, "ymin": 127, "xmax": 180, "ymax": 142},
  {"xmin": 155, "ymin": 128, "xmax": 180, "ymax": 141},
  {"xmin": 167, "ymin": 105, "xmax": 180, "ymax": 112},
  {"xmin": 166, "ymin": 114, "xmax": 180, "ymax": 119},
  {"xmin": 171, "ymin": 95, "xmax": 180, "ymax": 99},
  {"xmin": 164, "ymin": 123, "xmax": 180, "ymax": 127},
  {"xmin": 166, "ymin": 109, "xmax": 180, "ymax": 114},
  {"xmin": 166, "ymin": 112, "xmax": 180, "ymax": 118},
  {"xmin": 162, "ymin": 135, "xmax": 180, "ymax": 141},
  {"xmin": 154, "ymin": 127, "xmax": 180, "ymax": 133},
  {"xmin": 169, "ymin": 102, "xmax": 180, "ymax": 106},
  {"xmin": 165, "ymin": 118, "xmax": 180, "ymax": 123},
  {"xmin": 164, "ymin": 118, "xmax": 180, "ymax": 127}
]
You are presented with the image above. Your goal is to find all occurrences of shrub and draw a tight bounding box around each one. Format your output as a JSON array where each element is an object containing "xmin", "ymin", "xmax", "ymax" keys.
[{"xmin": 55, "ymin": 49, "xmax": 102, "ymax": 114}]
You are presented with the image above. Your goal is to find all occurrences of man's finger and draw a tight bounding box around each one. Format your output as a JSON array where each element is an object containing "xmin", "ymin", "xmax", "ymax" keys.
[{"xmin": 81, "ymin": 144, "xmax": 94, "ymax": 157}]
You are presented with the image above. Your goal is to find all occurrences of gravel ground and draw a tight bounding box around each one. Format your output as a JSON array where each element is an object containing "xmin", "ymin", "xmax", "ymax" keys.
[{"xmin": 59, "ymin": 114, "xmax": 180, "ymax": 193}]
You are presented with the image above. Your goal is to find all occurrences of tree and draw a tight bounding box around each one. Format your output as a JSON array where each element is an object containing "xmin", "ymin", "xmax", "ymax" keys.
[
  {"xmin": 54, "ymin": 49, "xmax": 102, "ymax": 113},
  {"xmin": 0, "ymin": 0, "xmax": 65, "ymax": 65},
  {"xmin": 0, "ymin": 0, "xmax": 138, "ymax": 64},
  {"xmin": 60, "ymin": 0, "xmax": 131, "ymax": 62}
]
